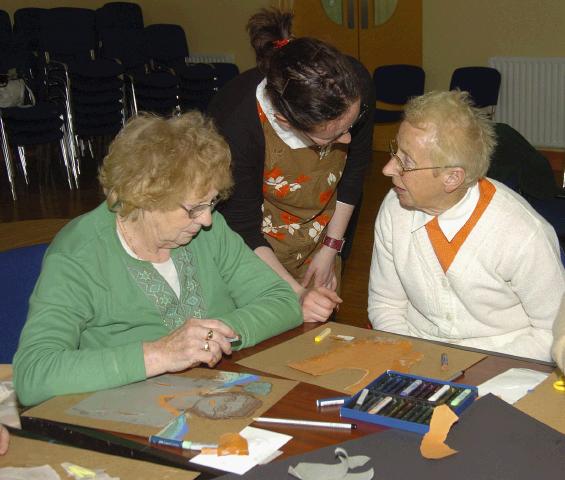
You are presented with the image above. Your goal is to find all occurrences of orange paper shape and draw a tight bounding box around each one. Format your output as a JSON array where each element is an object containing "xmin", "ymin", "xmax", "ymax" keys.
[
  {"xmin": 420, "ymin": 405, "xmax": 459, "ymax": 459},
  {"xmin": 217, "ymin": 432, "xmax": 249, "ymax": 456},
  {"xmin": 288, "ymin": 337, "xmax": 423, "ymax": 394}
]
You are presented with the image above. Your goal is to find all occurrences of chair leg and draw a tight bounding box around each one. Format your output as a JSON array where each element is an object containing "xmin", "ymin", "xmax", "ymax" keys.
[
  {"xmin": 17, "ymin": 146, "xmax": 29, "ymax": 185},
  {"xmin": 62, "ymin": 125, "xmax": 79, "ymax": 188},
  {"xmin": 59, "ymin": 137, "xmax": 74, "ymax": 190},
  {"xmin": 0, "ymin": 115, "xmax": 17, "ymax": 200}
]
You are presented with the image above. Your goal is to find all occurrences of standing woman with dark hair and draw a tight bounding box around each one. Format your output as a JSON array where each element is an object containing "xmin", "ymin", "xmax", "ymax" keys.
[{"xmin": 209, "ymin": 8, "xmax": 374, "ymax": 323}]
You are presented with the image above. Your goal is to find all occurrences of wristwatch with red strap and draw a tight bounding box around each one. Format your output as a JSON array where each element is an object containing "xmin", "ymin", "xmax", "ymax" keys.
[{"xmin": 322, "ymin": 235, "xmax": 345, "ymax": 253}]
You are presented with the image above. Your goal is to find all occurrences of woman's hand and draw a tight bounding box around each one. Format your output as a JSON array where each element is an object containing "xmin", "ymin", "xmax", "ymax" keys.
[
  {"xmin": 0, "ymin": 425, "xmax": 9, "ymax": 455},
  {"xmin": 143, "ymin": 319, "xmax": 237, "ymax": 377},
  {"xmin": 300, "ymin": 286, "xmax": 342, "ymax": 323},
  {"xmin": 301, "ymin": 246, "xmax": 338, "ymax": 290}
]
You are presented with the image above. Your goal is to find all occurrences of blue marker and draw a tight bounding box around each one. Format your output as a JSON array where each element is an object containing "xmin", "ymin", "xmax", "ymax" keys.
[{"xmin": 149, "ymin": 435, "xmax": 217, "ymax": 450}]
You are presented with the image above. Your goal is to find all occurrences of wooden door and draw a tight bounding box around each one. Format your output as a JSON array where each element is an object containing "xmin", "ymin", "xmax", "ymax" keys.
[
  {"xmin": 292, "ymin": 0, "xmax": 359, "ymax": 58},
  {"xmin": 292, "ymin": 0, "xmax": 422, "ymax": 151},
  {"xmin": 292, "ymin": 0, "xmax": 422, "ymax": 74}
]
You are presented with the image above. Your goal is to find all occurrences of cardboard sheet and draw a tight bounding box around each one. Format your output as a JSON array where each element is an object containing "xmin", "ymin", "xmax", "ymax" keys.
[
  {"xmin": 216, "ymin": 394, "xmax": 565, "ymax": 480},
  {"xmin": 0, "ymin": 435, "xmax": 198, "ymax": 479},
  {"xmin": 238, "ymin": 323, "xmax": 485, "ymax": 394},
  {"xmin": 514, "ymin": 370, "xmax": 565, "ymax": 434},
  {"xmin": 23, "ymin": 369, "xmax": 297, "ymax": 444}
]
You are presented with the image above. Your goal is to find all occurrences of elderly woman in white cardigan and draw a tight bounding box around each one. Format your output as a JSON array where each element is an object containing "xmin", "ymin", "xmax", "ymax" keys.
[
  {"xmin": 551, "ymin": 295, "xmax": 565, "ymax": 371},
  {"xmin": 368, "ymin": 90, "xmax": 565, "ymax": 361}
]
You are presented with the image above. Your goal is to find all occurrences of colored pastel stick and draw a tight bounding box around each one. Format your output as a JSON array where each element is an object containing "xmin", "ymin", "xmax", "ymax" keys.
[
  {"xmin": 400, "ymin": 379, "xmax": 422, "ymax": 397},
  {"xmin": 402, "ymin": 404, "xmax": 426, "ymax": 421},
  {"xmin": 368, "ymin": 396, "xmax": 393, "ymax": 414},
  {"xmin": 353, "ymin": 388, "xmax": 370, "ymax": 410},
  {"xmin": 450, "ymin": 388, "xmax": 472, "ymax": 407},
  {"xmin": 428, "ymin": 384, "xmax": 450, "ymax": 402}
]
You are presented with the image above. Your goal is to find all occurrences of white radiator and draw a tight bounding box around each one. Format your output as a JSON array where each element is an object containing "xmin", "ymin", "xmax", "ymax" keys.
[{"xmin": 488, "ymin": 56, "xmax": 565, "ymax": 148}]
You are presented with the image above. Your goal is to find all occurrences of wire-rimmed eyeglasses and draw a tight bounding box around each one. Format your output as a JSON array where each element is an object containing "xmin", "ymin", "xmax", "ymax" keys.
[
  {"xmin": 389, "ymin": 139, "xmax": 460, "ymax": 176},
  {"xmin": 180, "ymin": 196, "xmax": 220, "ymax": 219}
]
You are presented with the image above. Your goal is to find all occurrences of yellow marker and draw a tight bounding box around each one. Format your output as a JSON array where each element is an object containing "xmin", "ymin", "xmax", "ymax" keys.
[
  {"xmin": 553, "ymin": 375, "xmax": 565, "ymax": 392},
  {"xmin": 314, "ymin": 327, "xmax": 332, "ymax": 343}
]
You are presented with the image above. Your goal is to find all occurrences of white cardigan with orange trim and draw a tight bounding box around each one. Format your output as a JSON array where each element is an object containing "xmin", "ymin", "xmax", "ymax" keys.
[{"xmin": 368, "ymin": 179, "xmax": 565, "ymax": 361}]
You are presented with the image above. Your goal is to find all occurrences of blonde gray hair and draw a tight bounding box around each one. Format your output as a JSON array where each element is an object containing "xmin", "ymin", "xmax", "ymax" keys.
[
  {"xmin": 99, "ymin": 111, "xmax": 233, "ymax": 218},
  {"xmin": 404, "ymin": 90, "xmax": 496, "ymax": 186}
]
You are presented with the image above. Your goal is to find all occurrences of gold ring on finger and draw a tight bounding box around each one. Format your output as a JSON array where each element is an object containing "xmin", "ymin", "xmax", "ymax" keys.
[
  {"xmin": 206, "ymin": 329, "xmax": 214, "ymax": 340},
  {"xmin": 203, "ymin": 341, "xmax": 210, "ymax": 352}
]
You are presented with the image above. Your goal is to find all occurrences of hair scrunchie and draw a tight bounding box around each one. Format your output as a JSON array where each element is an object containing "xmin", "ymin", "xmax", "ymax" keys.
[{"xmin": 272, "ymin": 38, "xmax": 290, "ymax": 49}]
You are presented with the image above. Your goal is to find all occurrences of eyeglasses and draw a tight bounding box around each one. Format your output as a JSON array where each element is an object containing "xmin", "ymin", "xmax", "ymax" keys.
[
  {"xmin": 389, "ymin": 139, "xmax": 460, "ymax": 176},
  {"xmin": 305, "ymin": 103, "xmax": 369, "ymax": 150},
  {"xmin": 180, "ymin": 196, "xmax": 220, "ymax": 219}
]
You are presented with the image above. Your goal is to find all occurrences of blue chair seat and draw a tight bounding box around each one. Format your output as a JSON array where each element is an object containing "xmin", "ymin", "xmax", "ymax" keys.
[{"xmin": 0, "ymin": 243, "xmax": 48, "ymax": 363}]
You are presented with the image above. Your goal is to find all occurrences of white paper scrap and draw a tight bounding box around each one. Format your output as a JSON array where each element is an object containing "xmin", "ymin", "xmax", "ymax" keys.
[
  {"xmin": 478, "ymin": 368, "xmax": 549, "ymax": 404},
  {"xmin": 0, "ymin": 464, "xmax": 61, "ymax": 480},
  {"xmin": 189, "ymin": 426, "xmax": 292, "ymax": 475}
]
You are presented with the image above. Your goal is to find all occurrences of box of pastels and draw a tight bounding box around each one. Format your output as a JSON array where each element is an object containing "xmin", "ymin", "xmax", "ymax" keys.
[{"xmin": 340, "ymin": 370, "xmax": 478, "ymax": 434}]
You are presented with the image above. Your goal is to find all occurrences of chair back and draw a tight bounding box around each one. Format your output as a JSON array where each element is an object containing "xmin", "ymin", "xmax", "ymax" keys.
[
  {"xmin": 39, "ymin": 7, "xmax": 97, "ymax": 63},
  {"xmin": 143, "ymin": 24, "xmax": 189, "ymax": 66},
  {"xmin": 373, "ymin": 64, "xmax": 425, "ymax": 105},
  {"xmin": 13, "ymin": 8, "xmax": 45, "ymax": 53},
  {"xmin": 449, "ymin": 66, "xmax": 501, "ymax": 112},
  {"xmin": 373, "ymin": 64, "xmax": 425, "ymax": 124},
  {"xmin": 0, "ymin": 243, "xmax": 48, "ymax": 363},
  {"xmin": 96, "ymin": 2, "xmax": 143, "ymax": 31},
  {"xmin": 99, "ymin": 28, "xmax": 147, "ymax": 70},
  {"xmin": 0, "ymin": 10, "xmax": 11, "ymax": 49}
]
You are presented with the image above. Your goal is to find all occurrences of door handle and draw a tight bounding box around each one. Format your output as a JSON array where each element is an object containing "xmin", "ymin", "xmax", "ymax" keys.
[
  {"xmin": 360, "ymin": 0, "xmax": 368, "ymax": 29},
  {"xmin": 347, "ymin": 0, "xmax": 355, "ymax": 29}
]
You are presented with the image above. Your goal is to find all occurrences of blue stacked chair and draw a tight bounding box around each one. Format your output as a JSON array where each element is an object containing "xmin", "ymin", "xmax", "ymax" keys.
[
  {"xmin": 39, "ymin": 7, "xmax": 126, "ymax": 163},
  {"xmin": 143, "ymin": 24, "xmax": 217, "ymax": 112},
  {"xmin": 373, "ymin": 64, "xmax": 425, "ymax": 124},
  {"xmin": 96, "ymin": 4, "xmax": 179, "ymax": 118},
  {"xmin": 450, "ymin": 66, "xmax": 501, "ymax": 118}
]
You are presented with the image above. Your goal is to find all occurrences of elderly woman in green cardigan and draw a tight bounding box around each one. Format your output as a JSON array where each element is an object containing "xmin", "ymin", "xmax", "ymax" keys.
[{"xmin": 13, "ymin": 112, "xmax": 302, "ymax": 406}]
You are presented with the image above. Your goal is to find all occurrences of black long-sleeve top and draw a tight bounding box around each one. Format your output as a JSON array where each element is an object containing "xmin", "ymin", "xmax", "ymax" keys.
[{"xmin": 208, "ymin": 60, "xmax": 375, "ymax": 250}]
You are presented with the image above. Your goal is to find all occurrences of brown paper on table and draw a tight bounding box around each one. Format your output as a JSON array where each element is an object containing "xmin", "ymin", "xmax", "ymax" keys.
[
  {"xmin": 514, "ymin": 370, "xmax": 565, "ymax": 434},
  {"xmin": 238, "ymin": 322, "xmax": 486, "ymax": 394},
  {"xmin": 0, "ymin": 435, "xmax": 198, "ymax": 479},
  {"xmin": 0, "ymin": 365, "xmax": 12, "ymax": 381},
  {"xmin": 289, "ymin": 337, "xmax": 424, "ymax": 394},
  {"xmin": 420, "ymin": 404, "xmax": 459, "ymax": 459},
  {"xmin": 23, "ymin": 368, "xmax": 297, "ymax": 443}
]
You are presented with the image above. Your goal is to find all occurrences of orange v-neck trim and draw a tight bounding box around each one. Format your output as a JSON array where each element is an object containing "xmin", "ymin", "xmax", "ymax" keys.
[
  {"xmin": 425, "ymin": 178, "xmax": 496, "ymax": 273},
  {"xmin": 257, "ymin": 101, "xmax": 267, "ymax": 123}
]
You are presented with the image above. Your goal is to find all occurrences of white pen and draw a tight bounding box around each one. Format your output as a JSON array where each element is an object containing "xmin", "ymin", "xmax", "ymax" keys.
[{"xmin": 253, "ymin": 417, "xmax": 357, "ymax": 430}]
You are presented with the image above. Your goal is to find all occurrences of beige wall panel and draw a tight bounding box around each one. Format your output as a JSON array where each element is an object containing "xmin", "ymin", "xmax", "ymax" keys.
[{"xmin": 423, "ymin": 0, "xmax": 565, "ymax": 91}]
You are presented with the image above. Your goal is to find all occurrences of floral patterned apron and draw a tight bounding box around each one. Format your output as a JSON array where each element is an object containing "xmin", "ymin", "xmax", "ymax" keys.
[{"xmin": 260, "ymin": 109, "xmax": 347, "ymax": 287}]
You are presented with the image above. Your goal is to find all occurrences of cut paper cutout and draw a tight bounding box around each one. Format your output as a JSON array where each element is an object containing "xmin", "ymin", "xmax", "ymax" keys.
[
  {"xmin": 420, "ymin": 405, "xmax": 459, "ymax": 459},
  {"xmin": 217, "ymin": 433, "xmax": 249, "ymax": 456},
  {"xmin": 288, "ymin": 337, "xmax": 423, "ymax": 394},
  {"xmin": 288, "ymin": 447, "xmax": 374, "ymax": 480},
  {"xmin": 61, "ymin": 462, "xmax": 118, "ymax": 479}
]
